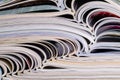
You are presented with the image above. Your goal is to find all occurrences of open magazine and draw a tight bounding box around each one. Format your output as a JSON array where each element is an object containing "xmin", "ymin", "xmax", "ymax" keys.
[{"xmin": 1, "ymin": 0, "xmax": 120, "ymax": 79}]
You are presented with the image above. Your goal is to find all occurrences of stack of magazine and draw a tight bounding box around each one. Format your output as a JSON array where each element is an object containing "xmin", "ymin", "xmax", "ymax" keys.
[{"xmin": 1, "ymin": 0, "xmax": 120, "ymax": 80}]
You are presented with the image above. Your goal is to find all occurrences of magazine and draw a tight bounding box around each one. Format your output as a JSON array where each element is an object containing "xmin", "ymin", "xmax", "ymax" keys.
[{"xmin": 0, "ymin": 0, "xmax": 120, "ymax": 80}]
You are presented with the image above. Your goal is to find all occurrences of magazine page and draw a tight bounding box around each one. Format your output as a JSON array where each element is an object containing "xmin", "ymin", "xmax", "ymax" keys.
[
  {"xmin": 0, "ymin": 0, "xmax": 18, "ymax": 7},
  {"xmin": 105, "ymin": 0, "xmax": 120, "ymax": 9},
  {"xmin": 0, "ymin": 0, "xmax": 63, "ymax": 15}
]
